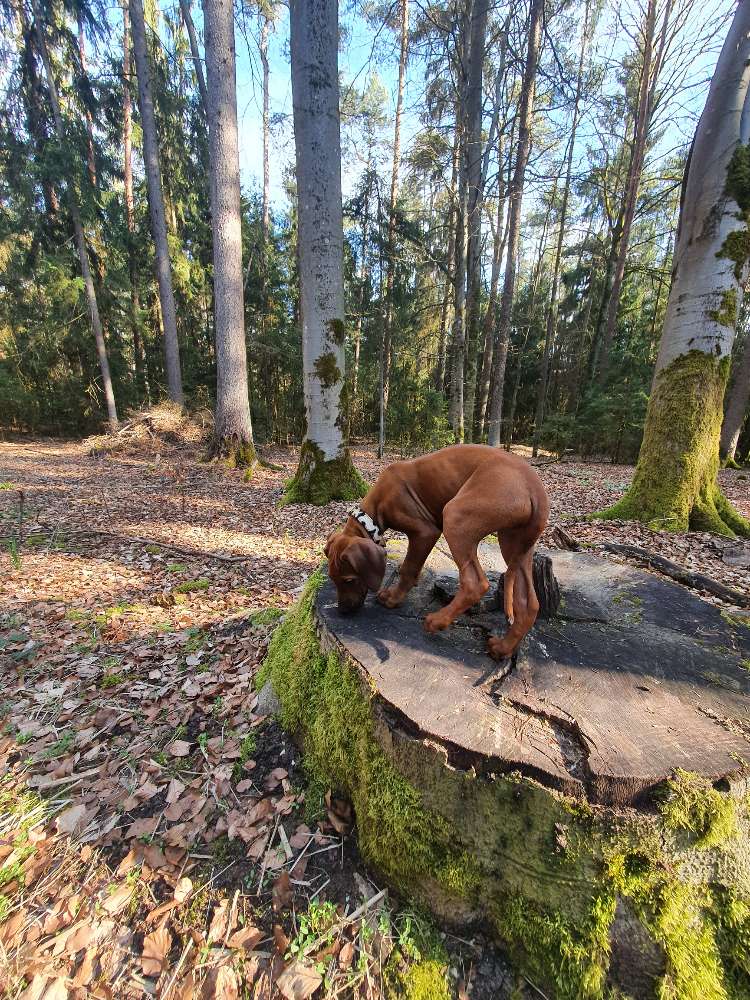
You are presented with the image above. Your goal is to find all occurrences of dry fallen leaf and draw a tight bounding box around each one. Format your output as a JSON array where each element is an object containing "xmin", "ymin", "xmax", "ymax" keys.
[
  {"xmin": 102, "ymin": 885, "xmax": 133, "ymax": 916},
  {"xmin": 227, "ymin": 925, "xmax": 264, "ymax": 951},
  {"xmin": 272, "ymin": 870, "xmax": 294, "ymax": 912},
  {"xmin": 140, "ymin": 926, "xmax": 173, "ymax": 977},
  {"xmin": 338, "ymin": 940, "xmax": 355, "ymax": 970},
  {"xmin": 55, "ymin": 804, "xmax": 88, "ymax": 835},
  {"xmin": 204, "ymin": 966, "xmax": 240, "ymax": 999},
  {"xmin": 276, "ymin": 960, "xmax": 323, "ymax": 1000},
  {"xmin": 167, "ymin": 739, "xmax": 191, "ymax": 757}
]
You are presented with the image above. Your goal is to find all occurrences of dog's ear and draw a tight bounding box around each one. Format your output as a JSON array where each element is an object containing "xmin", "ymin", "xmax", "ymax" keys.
[
  {"xmin": 323, "ymin": 530, "xmax": 336, "ymax": 559},
  {"xmin": 340, "ymin": 538, "xmax": 386, "ymax": 591}
]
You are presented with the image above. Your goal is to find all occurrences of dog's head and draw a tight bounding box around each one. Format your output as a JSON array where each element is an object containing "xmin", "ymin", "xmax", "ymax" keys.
[{"xmin": 324, "ymin": 530, "xmax": 386, "ymax": 613}]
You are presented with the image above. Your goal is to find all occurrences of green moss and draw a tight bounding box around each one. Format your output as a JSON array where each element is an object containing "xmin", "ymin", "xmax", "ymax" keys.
[
  {"xmin": 717, "ymin": 232, "xmax": 750, "ymax": 282},
  {"xmin": 258, "ymin": 571, "xmax": 458, "ymax": 884},
  {"xmin": 280, "ymin": 440, "xmax": 367, "ymax": 506},
  {"xmin": 328, "ymin": 318, "xmax": 346, "ymax": 345},
  {"xmin": 313, "ymin": 351, "xmax": 342, "ymax": 389},
  {"xmin": 173, "ymin": 578, "xmax": 210, "ymax": 594},
  {"xmin": 660, "ymin": 770, "xmax": 737, "ymax": 850},
  {"xmin": 725, "ymin": 143, "xmax": 750, "ymax": 213},
  {"xmin": 707, "ymin": 289, "xmax": 738, "ymax": 328},
  {"xmin": 435, "ymin": 851, "xmax": 481, "ymax": 897},
  {"xmin": 711, "ymin": 889, "xmax": 750, "ymax": 995},
  {"xmin": 261, "ymin": 573, "xmax": 750, "ymax": 1000},
  {"xmin": 493, "ymin": 892, "xmax": 614, "ymax": 999},
  {"xmin": 394, "ymin": 960, "xmax": 451, "ymax": 1000},
  {"xmin": 212, "ymin": 434, "xmax": 257, "ymax": 470},
  {"xmin": 595, "ymin": 352, "xmax": 749, "ymax": 537},
  {"xmin": 251, "ymin": 607, "xmax": 285, "ymax": 626}
]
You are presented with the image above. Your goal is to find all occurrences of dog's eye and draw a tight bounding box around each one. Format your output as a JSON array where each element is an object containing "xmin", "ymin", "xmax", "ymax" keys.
[{"xmin": 342, "ymin": 576, "xmax": 356, "ymax": 583}]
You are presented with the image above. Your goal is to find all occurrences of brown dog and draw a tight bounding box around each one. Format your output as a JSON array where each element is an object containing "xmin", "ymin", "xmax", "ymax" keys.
[{"xmin": 324, "ymin": 444, "xmax": 549, "ymax": 660}]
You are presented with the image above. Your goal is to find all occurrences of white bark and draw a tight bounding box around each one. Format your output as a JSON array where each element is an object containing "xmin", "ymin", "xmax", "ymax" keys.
[
  {"xmin": 203, "ymin": 0, "xmax": 255, "ymax": 450},
  {"xmin": 290, "ymin": 0, "xmax": 347, "ymax": 461},
  {"xmin": 655, "ymin": 2, "xmax": 750, "ymax": 375},
  {"xmin": 130, "ymin": 0, "xmax": 184, "ymax": 405}
]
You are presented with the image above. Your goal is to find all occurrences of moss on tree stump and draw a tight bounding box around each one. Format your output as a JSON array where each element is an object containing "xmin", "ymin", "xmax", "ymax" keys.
[
  {"xmin": 258, "ymin": 542, "xmax": 750, "ymax": 1000},
  {"xmin": 280, "ymin": 440, "xmax": 367, "ymax": 506}
]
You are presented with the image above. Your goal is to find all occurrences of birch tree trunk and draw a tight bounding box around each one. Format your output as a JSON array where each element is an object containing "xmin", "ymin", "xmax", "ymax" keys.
[
  {"xmin": 31, "ymin": 0, "xmax": 118, "ymax": 431},
  {"xmin": 598, "ymin": 1, "xmax": 750, "ymax": 537},
  {"xmin": 203, "ymin": 0, "xmax": 257, "ymax": 469},
  {"xmin": 284, "ymin": 0, "xmax": 365, "ymax": 505},
  {"xmin": 379, "ymin": 0, "xmax": 409, "ymax": 458},
  {"xmin": 122, "ymin": 0, "xmax": 147, "ymax": 403},
  {"xmin": 720, "ymin": 330, "xmax": 750, "ymax": 465},
  {"xmin": 462, "ymin": 0, "xmax": 489, "ymax": 440},
  {"xmin": 486, "ymin": 0, "xmax": 543, "ymax": 447},
  {"xmin": 531, "ymin": 0, "xmax": 591, "ymax": 455},
  {"xmin": 130, "ymin": 0, "xmax": 184, "ymax": 405}
]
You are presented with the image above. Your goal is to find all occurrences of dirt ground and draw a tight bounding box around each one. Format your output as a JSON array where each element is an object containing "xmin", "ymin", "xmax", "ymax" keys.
[{"xmin": 1, "ymin": 427, "xmax": 748, "ymax": 999}]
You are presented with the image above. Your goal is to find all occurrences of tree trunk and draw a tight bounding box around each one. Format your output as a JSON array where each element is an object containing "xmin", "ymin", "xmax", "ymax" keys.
[
  {"xmin": 284, "ymin": 0, "xmax": 365, "ymax": 505},
  {"xmin": 596, "ymin": 0, "xmax": 672, "ymax": 385},
  {"xmin": 122, "ymin": 0, "xmax": 147, "ymax": 403},
  {"xmin": 486, "ymin": 0, "xmax": 543, "ymax": 447},
  {"xmin": 178, "ymin": 0, "xmax": 209, "ymax": 114},
  {"xmin": 77, "ymin": 15, "xmax": 97, "ymax": 191},
  {"xmin": 203, "ymin": 0, "xmax": 256, "ymax": 469},
  {"xmin": 379, "ymin": 0, "xmax": 409, "ymax": 458},
  {"xmin": 721, "ymin": 330, "xmax": 750, "ymax": 464},
  {"xmin": 473, "ymin": 152, "xmax": 507, "ymax": 441},
  {"xmin": 259, "ymin": 9, "xmax": 271, "ymax": 339},
  {"xmin": 450, "ymin": 3, "xmax": 472, "ymax": 441},
  {"xmin": 434, "ymin": 125, "xmax": 460, "ymax": 393},
  {"xmin": 260, "ymin": 12, "xmax": 271, "ymax": 243},
  {"xmin": 31, "ymin": 0, "xmax": 118, "ymax": 431},
  {"xmin": 462, "ymin": 0, "xmax": 489, "ymax": 440},
  {"xmin": 130, "ymin": 0, "xmax": 184, "ymax": 405},
  {"xmin": 531, "ymin": 0, "xmax": 591, "ymax": 455},
  {"xmin": 597, "ymin": 2, "xmax": 750, "ymax": 537},
  {"xmin": 352, "ymin": 163, "xmax": 371, "ymax": 426}
]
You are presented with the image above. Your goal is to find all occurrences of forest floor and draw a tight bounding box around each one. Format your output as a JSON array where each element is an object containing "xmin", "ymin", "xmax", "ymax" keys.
[{"xmin": 1, "ymin": 413, "xmax": 749, "ymax": 999}]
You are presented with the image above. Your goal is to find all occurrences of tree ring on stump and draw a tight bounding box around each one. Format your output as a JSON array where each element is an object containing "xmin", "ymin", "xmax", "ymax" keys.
[{"xmin": 259, "ymin": 540, "xmax": 750, "ymax": 998}]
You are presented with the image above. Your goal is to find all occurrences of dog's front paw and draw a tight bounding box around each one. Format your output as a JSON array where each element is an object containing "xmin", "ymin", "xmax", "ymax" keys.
[
  {"xmin": 377, "ymin": 586, "xmax": 403, "ymax": 609},
  {"xmin": 424, "ymin": 611, "xmax": 449, "ymax": 633}
]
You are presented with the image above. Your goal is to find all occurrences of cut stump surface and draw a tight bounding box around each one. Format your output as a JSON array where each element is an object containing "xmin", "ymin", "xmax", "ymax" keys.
[{"xmin": 315, "ymin": 542, "xmax": 750, "ymax": 806}]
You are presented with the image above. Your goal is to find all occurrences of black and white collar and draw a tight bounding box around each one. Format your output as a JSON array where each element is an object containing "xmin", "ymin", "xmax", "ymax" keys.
[{"xmin": 350, "ymin": 507, "xmax": 386, "ymax": 547}]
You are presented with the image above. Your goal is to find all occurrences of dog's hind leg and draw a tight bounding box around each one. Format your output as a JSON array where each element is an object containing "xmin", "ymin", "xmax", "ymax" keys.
[
  {"xmin": 423, "ymin": 502, "xmax": 490, "ymax": 633},
  {"xmin": 488, "ymin": 539, "xmax": 539, "ymax": 660}
]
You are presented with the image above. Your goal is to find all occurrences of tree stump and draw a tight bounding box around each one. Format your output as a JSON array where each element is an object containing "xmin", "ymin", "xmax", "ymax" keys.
[{"xmin": 259, "ymin": 540, "xmax": 750, "ymax": 1000}]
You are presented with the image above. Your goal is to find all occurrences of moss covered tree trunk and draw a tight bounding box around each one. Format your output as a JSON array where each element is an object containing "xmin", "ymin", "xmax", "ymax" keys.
[
  {"xmin": 720, "ymin": 330, "xmax": 750, "ymax": 466},
  {"xmin": 283, "ymin": 0, "xmax": 365, "ymax": 505},
  {"xmin": 598, "ymin": 2, "xmax": 750, "ymax": 537},
  {"xmin": 203, "ymin": 0, "xmax": 257, "ymax": 472}
]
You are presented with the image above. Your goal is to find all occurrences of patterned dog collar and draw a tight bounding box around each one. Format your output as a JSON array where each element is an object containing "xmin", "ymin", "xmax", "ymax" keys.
[{"xmin": 350, "ymin": 507, "xmax": 385, "ymax": 547}]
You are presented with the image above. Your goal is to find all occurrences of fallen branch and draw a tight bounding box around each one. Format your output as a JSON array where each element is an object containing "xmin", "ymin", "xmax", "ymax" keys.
[
  {"xmin": 599, "ymin": 542, "xmax": 750, "ymax": 610},
  {"xmin": 30, "ymin": 523, "xmax": 254, "ymax": 564}
]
